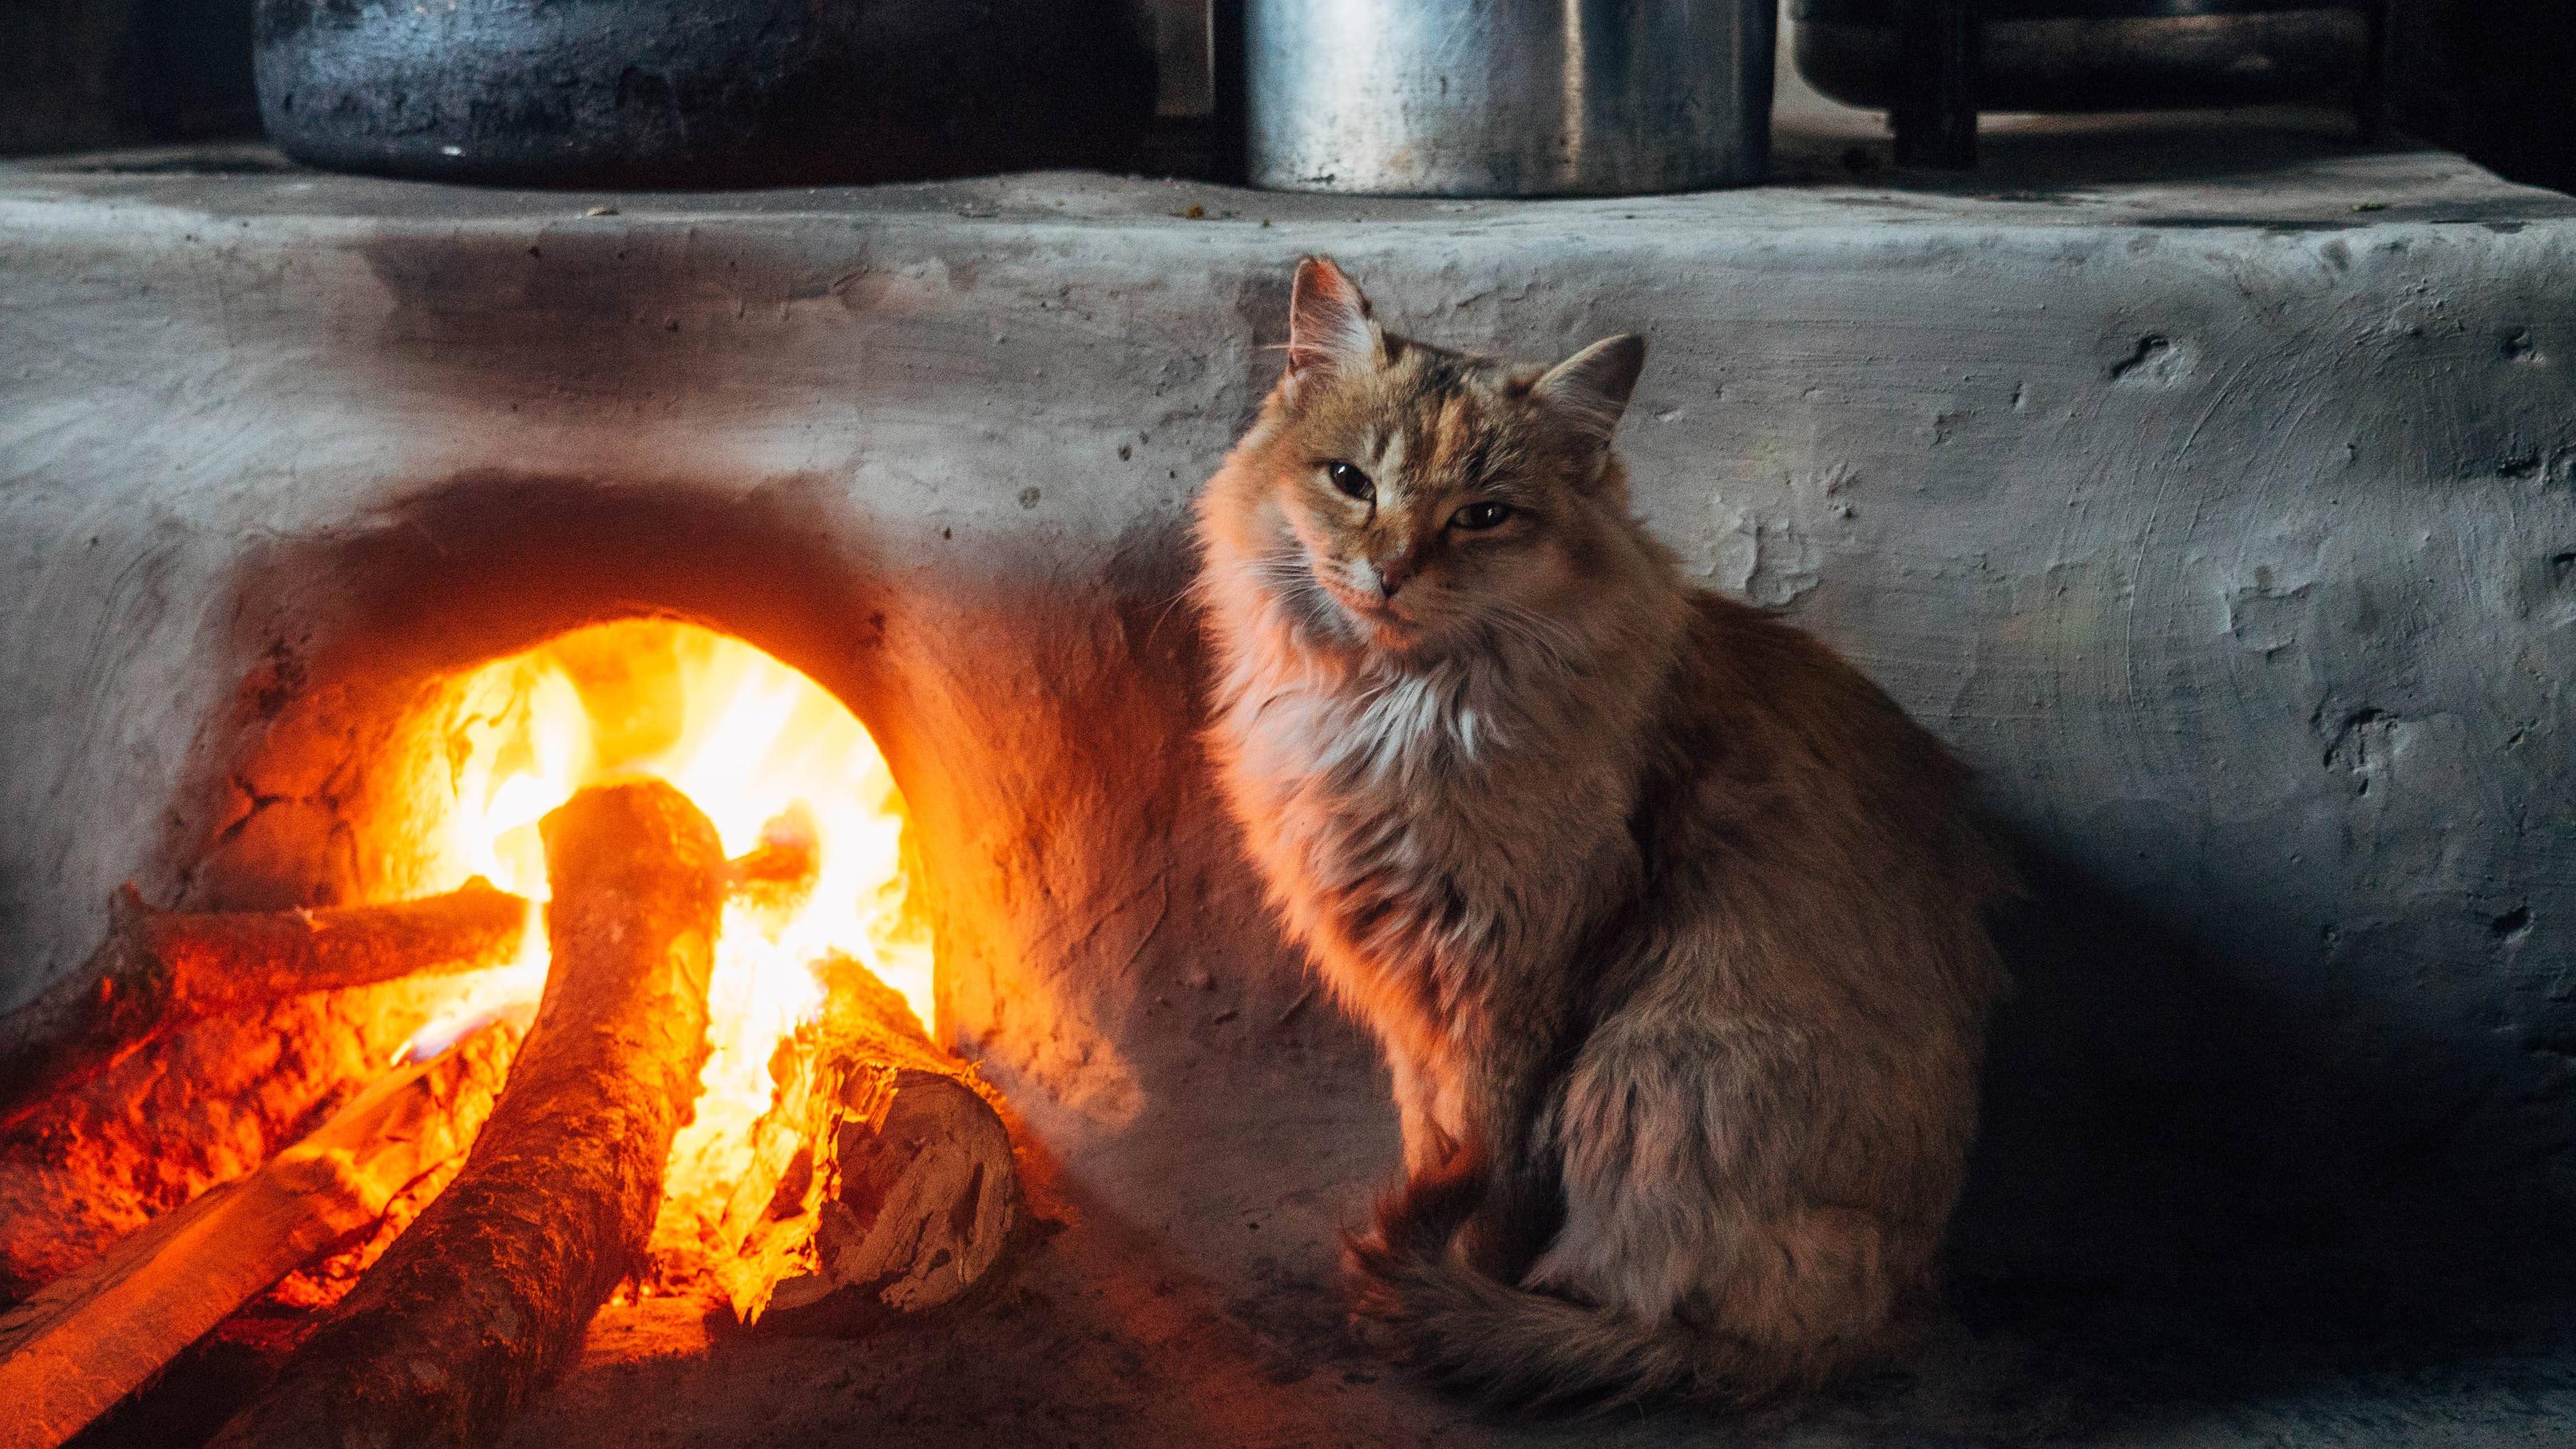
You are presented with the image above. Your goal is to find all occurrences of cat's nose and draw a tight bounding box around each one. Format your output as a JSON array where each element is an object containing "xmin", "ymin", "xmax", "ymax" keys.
[{"xmin": 1373, "ymin": 554, "xmax": 1416, "ymax": 599}]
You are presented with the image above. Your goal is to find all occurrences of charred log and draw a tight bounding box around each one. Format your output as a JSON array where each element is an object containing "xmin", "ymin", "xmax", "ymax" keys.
[
  {"xmin": 0, "ymin": 1021, "xmax": 517, "ymax": 1449},
  {"xmin": 211, "ymin": 780, "xmax": 725, "ymax": 1449},
  {"xmin": 0, "ymin": 825, "xmax": 814, "ymax": 1137},
  {"xmin": 0, "ymin": 983, "xmax": 467, "ymax": 1304},
  {"xmin": 0, "ymin": 880, "xmax": 529, "ymax": 1131}
]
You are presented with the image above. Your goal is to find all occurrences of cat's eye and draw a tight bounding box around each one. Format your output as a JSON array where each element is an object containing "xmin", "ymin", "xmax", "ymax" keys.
[
  {"xmin": 1324, "ymin": 461, "xmax": 1373, "ymax": 502},
  {"xmin": 1451, "ymin": 500, "xmax": 1514, "ymax": 531}
]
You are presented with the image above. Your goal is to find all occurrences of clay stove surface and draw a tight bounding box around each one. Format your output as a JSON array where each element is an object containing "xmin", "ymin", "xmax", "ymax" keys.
[{"xmin": 4, "ymin": 107, "xmax": 2575, "ymax": 1447}]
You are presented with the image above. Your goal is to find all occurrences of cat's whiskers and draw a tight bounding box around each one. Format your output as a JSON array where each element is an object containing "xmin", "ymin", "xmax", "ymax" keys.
[{"xmin": 1473, "ymin": 603, "xmax": 1584, "ymax": 679}]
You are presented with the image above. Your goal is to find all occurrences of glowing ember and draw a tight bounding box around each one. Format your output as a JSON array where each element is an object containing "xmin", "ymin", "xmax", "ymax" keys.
[{"xmin": 402, "ymin": 620, "xmax": 934, "ymax": 1268}]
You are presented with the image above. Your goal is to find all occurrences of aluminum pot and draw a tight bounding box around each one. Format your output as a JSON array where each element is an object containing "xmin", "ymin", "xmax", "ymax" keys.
[{"xmin": 1246, "ymin": 0, "xmax": 1776, "ymax": 197}]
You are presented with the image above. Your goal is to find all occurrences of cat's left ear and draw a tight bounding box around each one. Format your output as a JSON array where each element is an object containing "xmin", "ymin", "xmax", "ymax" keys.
[
  {"xmin": 1285, "ymin": 256, "xmax": 1384, "ymax": 391},
  {"xmin": 1534, "ymin": 334, "xmax": 1648, "ymax": 445}
]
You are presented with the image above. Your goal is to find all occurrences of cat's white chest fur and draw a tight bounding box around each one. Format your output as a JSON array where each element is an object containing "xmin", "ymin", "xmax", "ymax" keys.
[{"xmin": 1216, "ymin": 649, "xmax": 1631, "ymax": 1037}]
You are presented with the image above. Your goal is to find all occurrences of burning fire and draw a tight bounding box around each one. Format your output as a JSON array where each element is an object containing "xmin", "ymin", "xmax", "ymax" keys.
[{"xmin": 406, "ymin": 619, "xmax": 933, "ymax": 1268}]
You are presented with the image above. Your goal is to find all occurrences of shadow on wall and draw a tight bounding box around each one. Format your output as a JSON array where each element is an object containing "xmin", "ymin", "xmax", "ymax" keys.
[{"xmin": 1947, "ymin": 844, "xmax": 2576, "ymax": 1427}]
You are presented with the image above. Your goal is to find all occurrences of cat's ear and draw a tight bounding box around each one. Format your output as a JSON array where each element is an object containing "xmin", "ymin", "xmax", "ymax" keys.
[
  {"xmin": 1534, "ymin": 334, "xmax": 1648, "ymax": 444},
  {"xmin": 1286, "ymin": 256, "xmax": 1383, "ymax": 387}
]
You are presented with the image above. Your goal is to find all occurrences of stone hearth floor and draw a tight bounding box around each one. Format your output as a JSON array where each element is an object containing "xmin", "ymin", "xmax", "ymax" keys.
[{"xmin": 493, "ymin": 1080, "xmax": 2576, "ymax": 1449}]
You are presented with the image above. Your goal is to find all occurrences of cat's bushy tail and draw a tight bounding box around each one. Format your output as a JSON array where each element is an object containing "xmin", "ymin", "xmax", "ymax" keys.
[{"xmin": 1344, "ymin": 1148, "xmax": 1801, "ymax": 1411}]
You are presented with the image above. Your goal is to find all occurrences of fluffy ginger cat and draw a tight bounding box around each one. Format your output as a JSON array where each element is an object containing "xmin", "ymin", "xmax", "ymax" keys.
[{"xmin": 1192, "ymin": 257, "xmax": 2014, "ymax": 1407}]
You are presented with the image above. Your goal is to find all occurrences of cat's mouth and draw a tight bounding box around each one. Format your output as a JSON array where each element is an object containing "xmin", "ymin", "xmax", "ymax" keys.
[{"xmin": 1318, "ymin": 578, "xmax": 1425, "ymax": 647}]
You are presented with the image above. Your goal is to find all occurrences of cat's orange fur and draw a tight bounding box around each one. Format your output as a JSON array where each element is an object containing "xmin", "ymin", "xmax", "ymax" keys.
[{"xmin": 1193, "ymin": 258, "xmax": 2014, "ymax": 1407}]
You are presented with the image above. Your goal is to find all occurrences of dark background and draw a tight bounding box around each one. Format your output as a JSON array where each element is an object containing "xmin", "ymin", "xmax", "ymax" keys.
[
  {"xmin": 0, "ymin": 0, "xmax": 257, "ymax": 157},
  {"xmin": 2389, "ymin": 0, "xmax": 2576, "ymax": 193},
  {"xmin": 1, "ymin": 0, "xmax": 2568, "ymax": 193}
]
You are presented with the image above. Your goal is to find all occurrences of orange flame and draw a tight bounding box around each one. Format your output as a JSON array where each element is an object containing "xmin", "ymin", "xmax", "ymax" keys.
[{"xmin": 406, "ymin": 620, "xmax": 933, "ymax": 1260}]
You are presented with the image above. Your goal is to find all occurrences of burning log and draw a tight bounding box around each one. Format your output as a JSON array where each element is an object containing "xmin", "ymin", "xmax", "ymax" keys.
[
  {"xmin": 0, "ymin": 879, "xmax": 529, "ymax": 1132},
  {"xmin": 211, "ymin": 780, "xmax": 726, "ymax": 1449},
  {"xmin": 0, "ymin": 828, "xmax": 814, "ymax": 1139},
  {"xmin": 0, "ymin": 1020, "xmax": 517, "ymax": 1449},
  {"xmin": 715, "ymin": 956, "xmax": 1024, "ymax": 1336},
  {"xmin": 725, "ymin": 803, "xmax": 821, "ymax": 907}
]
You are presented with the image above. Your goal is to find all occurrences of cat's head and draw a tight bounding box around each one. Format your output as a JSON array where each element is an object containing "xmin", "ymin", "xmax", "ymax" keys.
[{"xmin": 1202, "ymin": 256, "xmax": 1659, "ymax": 666}]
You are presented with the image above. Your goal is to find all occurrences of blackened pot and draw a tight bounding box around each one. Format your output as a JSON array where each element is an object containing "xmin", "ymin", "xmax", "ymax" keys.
[
  {"xmin": 1789, "ymin": 0, "xmax": 2372, "ymax": 113},
  {"xmin": 254, "ymin": 0, "xmax": 1154, "ymax": 188}
]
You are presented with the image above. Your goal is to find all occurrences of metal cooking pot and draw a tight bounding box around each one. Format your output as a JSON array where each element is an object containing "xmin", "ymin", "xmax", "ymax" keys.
[
  {"xmin": 253, "ymin": 0, "xmax": 1153, "ymax": 188},
  {"xmin": 1246, "ymin": 0, "xmax": 1776, "ymax": 197},
  {"xmin": 1791, "ymin": 0, "xmax": 2375, "ymax": 113}
]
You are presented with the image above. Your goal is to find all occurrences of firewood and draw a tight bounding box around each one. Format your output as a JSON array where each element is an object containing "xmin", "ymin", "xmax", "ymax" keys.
[
  {"xmin": 0, "ymin": 1021, "xmax": 517, "ymax": 1449},
  {"xmin": 0, "ymin": 879, "xmax": 529, "ymax": 1132},
  {"xmin": 724, "ymin": 804, "xmax": 821, "ymax": 906},
  {"xmin": 210, "ymin": 780, "xmax": 726, "ymax": 1449},
  {"xmin": 0, "ymin": 984, "xmax": 465, "ymax": 1304},
  {"xmin": 715, "ymin": 955, "xmax": 1025, "ymax": 1336},
  {"xmin": 0, "ymin": 830, "xmax": 814, "ymax": 1137}
]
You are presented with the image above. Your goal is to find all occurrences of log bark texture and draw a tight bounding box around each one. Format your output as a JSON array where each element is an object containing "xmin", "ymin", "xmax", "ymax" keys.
[
  {"xmin": 0, "ymin": 1022, "xmax": 517, "ymax": 1449},
  {"xmin": 717, "ymin": 955, "xmax": 1024, "ymax": 1335},
  {"xmin": 211, "ymin": 780, "xmax": 724, "ymax": 1449},
  {"xmin": 0, "ymin": 985, "xmax": 474, "ymax": 1304},
  {"xmin": 0, "ymin": 880, "xmax": 529, "ymax": 1131}
]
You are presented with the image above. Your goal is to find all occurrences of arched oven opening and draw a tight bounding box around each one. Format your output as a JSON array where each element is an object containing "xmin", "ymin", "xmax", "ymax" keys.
[{"xmin": 0, "ymin": 479, "xmax": 1068, "ymax": 1443}]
